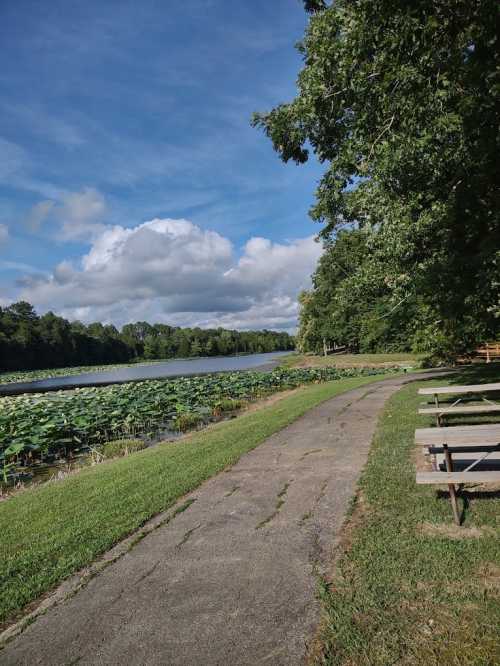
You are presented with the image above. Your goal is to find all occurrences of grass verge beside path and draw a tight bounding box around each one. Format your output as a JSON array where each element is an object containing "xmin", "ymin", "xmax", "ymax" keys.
[
  {"xmin": 281, "ymin": 352, "xmax": 422, "ymax": 369},
  {"xmin": 315, "ymin": 367, "xmax": 500, "ymax": 665},
  {"xmin": 0, "ymin": 373, "xmax": 391, "ymax": 628}
]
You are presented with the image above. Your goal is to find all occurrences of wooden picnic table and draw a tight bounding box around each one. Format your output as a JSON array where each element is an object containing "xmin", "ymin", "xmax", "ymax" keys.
[
  {"xmin": 415, "ymin": 384, "xmax": 500, "ymax": 523},
  {"xmin": 418, "ymin": 382, "xmax": 500, "ymax": 425}
]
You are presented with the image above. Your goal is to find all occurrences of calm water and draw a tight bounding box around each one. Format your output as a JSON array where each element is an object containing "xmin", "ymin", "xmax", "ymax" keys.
[{"xmin": 0, "ymin": 351, "xmax": 291, "ymax": 396}]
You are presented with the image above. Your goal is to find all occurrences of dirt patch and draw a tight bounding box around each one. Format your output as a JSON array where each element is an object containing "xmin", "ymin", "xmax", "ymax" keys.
[
  {"xmin": 465, "ymin": 482, "xmax": 500, "ymax": 493},
  {"xmin": 477, "ymin": 562, "xmax": 500, "ymax": 593},
  {"xmin": 418, "ymin": 521, "xmax": 495, "ymax": 539},
  {"xmin": 331, "ymin": 489, "xmax": 371, "ymax": 562},
  {"xmin": 244, "ymin": 386, "xmax": 303, "ymax": 413}
]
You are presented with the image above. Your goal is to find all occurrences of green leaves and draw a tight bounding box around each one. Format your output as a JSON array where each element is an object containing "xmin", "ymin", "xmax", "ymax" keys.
[
  {"xmin": 0, "ymin": 366, "xmax": 395, "ymax": 481},
  {"xmin": 255, "ymin": 0, "xmax": 499, "ymax": 356}
]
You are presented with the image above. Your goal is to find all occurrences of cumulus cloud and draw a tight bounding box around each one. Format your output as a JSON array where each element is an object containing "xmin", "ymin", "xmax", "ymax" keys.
[{"xmin": 19, "ymin": 217, "xmax": 322, "ymax": 331}]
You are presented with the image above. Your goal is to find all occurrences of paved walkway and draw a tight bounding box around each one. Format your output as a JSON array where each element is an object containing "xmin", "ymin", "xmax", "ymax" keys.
[{"xmin": 2, "ymin": 374, "xmax": 424, "ymax": 665}]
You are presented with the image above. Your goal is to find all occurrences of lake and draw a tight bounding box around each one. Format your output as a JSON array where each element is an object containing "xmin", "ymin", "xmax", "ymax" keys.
[{"xmin": 0, "ymin": 351, "xmax": 291, "ymax": 396}]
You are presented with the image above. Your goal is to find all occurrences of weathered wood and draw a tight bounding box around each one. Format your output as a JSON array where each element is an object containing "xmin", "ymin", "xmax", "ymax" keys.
[
  {"xmin": 416, "ymin": 471, "xmax": 500, "ymax": 484},
  {"xmin": 443, "ymin": 444, "xmax": 461, "ymax": 525},
  {"xmin": 418, "ymin": 405, "xmax": 500, "ymax": 416},
  {"xmin": 476, "ymin": 342, "xmax": 500, "ymax": 363},
  {"xmin": 415, "ymin": 424, "xmax": 500, "ymax": 446},
  {"xmin": 429, "ymin": 444, "xmax": 500, "ymax": 454},
  {"xmin": 418, "ymin": 382, "xmax": 500, "ymax": 396},
  {"xmin": 422, "ymin": 440, "xmax": 500, "ymax": 449}
]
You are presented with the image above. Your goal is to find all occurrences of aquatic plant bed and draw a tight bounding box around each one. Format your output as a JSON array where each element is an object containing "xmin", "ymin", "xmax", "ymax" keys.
[
  {"xmin": 315, "ymin": 367, "xmax": 500, "ymax": 665},
  {"xmin": 0, "ymin": 373, "xmax": 390, "ymax": 630},
  {"xmin": 0, "ymin": 366, "xmax": 396, "ymax": 480}
]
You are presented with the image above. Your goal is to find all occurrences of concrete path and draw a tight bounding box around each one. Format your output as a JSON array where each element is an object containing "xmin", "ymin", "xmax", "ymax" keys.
[{"xmin": 2, "ymin": 374, "xmax": 423, "ymax": 665}]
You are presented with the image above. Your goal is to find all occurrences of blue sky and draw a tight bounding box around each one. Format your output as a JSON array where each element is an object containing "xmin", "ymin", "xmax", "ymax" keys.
[{"xmin": 0, "ymin": 0, "xmax": 324, "ymax": 330}]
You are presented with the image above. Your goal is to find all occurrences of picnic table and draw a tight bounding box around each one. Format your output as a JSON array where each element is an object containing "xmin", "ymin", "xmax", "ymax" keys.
[
  {"xmin": 415, "ymin": 384, "xmax": 500, "ymax": 524},
  {"xmin": 418, "ymin": 382, "xmax": 500, "ymax": 425}
]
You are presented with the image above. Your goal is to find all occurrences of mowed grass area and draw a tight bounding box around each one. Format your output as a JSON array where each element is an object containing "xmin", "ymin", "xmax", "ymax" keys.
[
  {"xmin": 281, "ymin": 352, "xmax": 422, "ymax": 369},
  {"xmin": 315, "ymin": 366, "xmax": 500, "ymax": 665},
  {"xmin": 0, "ymin": 372, "xmax": 392, "ymax": 628}
]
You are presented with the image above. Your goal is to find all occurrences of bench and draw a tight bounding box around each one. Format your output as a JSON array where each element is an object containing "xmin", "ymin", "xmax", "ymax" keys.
[
  {"xmin": 415, "ymin": 424, "xmax": 500, "ymax": 446},
  {"xmin": 418, "ymin": 382, "xmax": 500, "ymax": 398},
  {"xmin": 475, "ymin": 342, "xmax": 500, "ymax": 363},
  {"xmin": 416, "ymin": 430, "xmax": 500, "ymax": 524},
  {"xmin": 418, "ymin": 404, "xmax": 500, "ymax": 426},
  {"xmin": 417, "ymin": 471, "xmax": 500, "ymax": 484}
]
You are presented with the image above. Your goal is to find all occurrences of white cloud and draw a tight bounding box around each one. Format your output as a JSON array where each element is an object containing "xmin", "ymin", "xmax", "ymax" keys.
[
  {"xmin": 57, "ymin": 187, "xmax": 107, "ymax": 240},
  {"xmin": 19, "ymin": 217, "xmax": 322, "ymax": 330},
  {"xmin": 0, "ymin": 224, "xmax": 9, "ymax": 245},
  {"xmin": 20, "ymin": 188, "xmax": 107, "ymax": 239}
]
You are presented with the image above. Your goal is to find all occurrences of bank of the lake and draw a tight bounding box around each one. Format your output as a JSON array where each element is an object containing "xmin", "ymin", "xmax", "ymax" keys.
[
  {"xmin": 0, "ymin": 351, "xmax": 290, "ymax": 395},
  {"xmin": 1, "ymin": 366, "xmax": 397, "ymax": 487},
  {"xmin": 281, "ymin": 351, "xmax": 423, "ymax": 369},
  {"xmin": 0, "ymin": 372, "xmax": 395, "ymax": 628}
]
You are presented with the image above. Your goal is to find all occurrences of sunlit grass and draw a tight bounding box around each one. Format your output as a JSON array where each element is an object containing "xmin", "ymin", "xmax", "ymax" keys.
[
  {"xmin": 315, "ymin": 366, "xmax": 500, "ymax": 665},
  {"xmin": 280, "ymin": 352, "xmax": 422, "ymax": 369}
]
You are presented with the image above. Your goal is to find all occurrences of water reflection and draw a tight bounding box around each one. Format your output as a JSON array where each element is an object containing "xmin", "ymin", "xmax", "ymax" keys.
[{"xmin": 0, "ymin": 352, "xmax": 290, "ymax": 396}]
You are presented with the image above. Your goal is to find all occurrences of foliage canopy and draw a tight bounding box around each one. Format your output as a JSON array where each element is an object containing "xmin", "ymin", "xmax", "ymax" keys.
[{"xmin": 254, "ymin": 0, "xmax": 499, "ymax": 356}]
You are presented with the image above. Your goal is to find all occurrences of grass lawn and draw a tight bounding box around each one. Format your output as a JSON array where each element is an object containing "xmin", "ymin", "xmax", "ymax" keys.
[
  {"xmin": 281, "ymin": 352, "xmax": 422, "ymax": 369},
  {"xmin": 315, "ymin": 365, "xmax": 500, "ymax": 665},
  {"xmin": 0, "ymin": 372, "xmax": 392, "ymax": 628}
]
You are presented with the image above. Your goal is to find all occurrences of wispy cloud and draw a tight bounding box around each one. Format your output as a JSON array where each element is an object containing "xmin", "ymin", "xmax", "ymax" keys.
[
  {"xmin": 0, "ymin": 224, "xmax": 9, "ymax": 246},
  {"xmin": 1, "ymin": 103, "xmax": 85, "ymax": 148}
]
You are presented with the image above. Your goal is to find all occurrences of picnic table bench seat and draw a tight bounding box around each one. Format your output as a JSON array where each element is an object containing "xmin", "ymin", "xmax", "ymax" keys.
[
  {"xmin": 418, "ymin": 382, "xmax": 500, "ymax": 396},
  {"xmin": 415, "ymin": 423, "xmax": 500, "ymax": 446},
  {"xmin": 418, "ymin": 404, "xmax": 500, "ymax": 425},
  {"xmin": 416, "ymin": 471, "xmax": 500, "ymax": 484}
]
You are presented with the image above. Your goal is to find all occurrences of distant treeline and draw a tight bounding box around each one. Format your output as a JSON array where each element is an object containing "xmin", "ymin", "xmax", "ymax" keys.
[{"xmin": 0, "ymin": 302, "xmax": 295, "ymax": 372}]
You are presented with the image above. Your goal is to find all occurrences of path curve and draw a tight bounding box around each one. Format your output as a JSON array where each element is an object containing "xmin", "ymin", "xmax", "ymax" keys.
[{"xmin": 2, "ymin": 373, "xmax": 433, "ymax": 665}]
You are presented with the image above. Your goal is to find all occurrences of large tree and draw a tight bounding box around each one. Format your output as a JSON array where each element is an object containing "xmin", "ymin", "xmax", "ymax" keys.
[
  {"xmin": 253, "ymin": 0, "xmax": 499, "ymax": 356},
  {"xmin": 296, "ymin": 228, "xmax": 426, "ymax": 353}
]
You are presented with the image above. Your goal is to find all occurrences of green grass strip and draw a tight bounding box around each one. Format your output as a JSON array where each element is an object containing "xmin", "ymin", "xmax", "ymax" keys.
[
  {"xmin": 317, "ymin": 367, "xmax": 500, "ymax": 665},
  {"xmin": 0, "ymin": 373, "xmax": 389, "ymax": 626},
  {"xmin": 280, "ymin": 352, "xmax": 422, "ymax": 369}
]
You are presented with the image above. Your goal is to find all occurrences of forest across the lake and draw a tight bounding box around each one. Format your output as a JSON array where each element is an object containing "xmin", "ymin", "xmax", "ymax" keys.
[{"xmin": 0, "ymin": 301, "xmax": 294, "ymax": 372}]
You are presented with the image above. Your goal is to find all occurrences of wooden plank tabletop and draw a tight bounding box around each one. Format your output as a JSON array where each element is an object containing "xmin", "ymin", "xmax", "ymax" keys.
[
  {"xmin": 415, "ymin": 424, "xmax": 500, "ymax": 446},
  {"xmin": 416, "ymin": 471, "xmax": 500, "ymax": 484},
  {"xmin": 418, "ymin": 382, "xmax": 500, "ymax": 396}
]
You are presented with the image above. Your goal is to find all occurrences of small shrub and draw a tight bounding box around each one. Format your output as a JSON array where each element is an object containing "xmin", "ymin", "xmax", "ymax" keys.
[
  {"xmin": 101, "ymin": 439, "xmax": 147, "ymax": 459},
  {"xmin": 212, "ymin": 398, "xmax": 247, "ymax": 416},
  {"xmin": 173, "ymin": 412, "xmax": 203, "ymax": 432}
]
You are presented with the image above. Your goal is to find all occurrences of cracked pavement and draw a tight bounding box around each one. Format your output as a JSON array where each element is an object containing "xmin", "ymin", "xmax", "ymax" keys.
[{"xmin": 2, "ymin": 374, "xmax": 426, "ymax": 665}]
